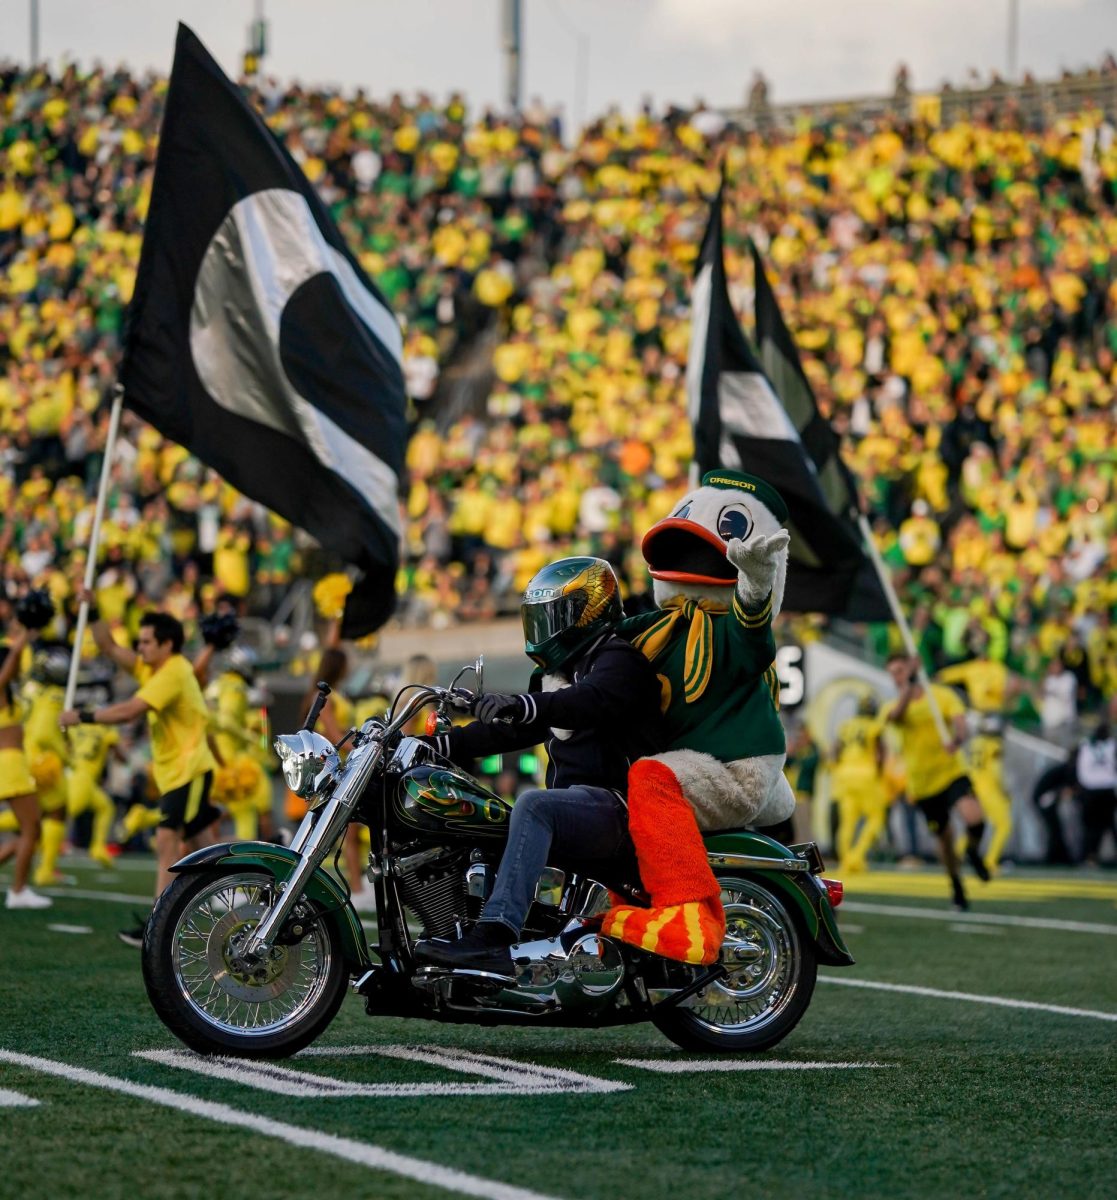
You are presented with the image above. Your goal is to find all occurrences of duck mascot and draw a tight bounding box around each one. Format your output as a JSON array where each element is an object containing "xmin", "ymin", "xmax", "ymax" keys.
[{"xmin": 603, "ymin": 468, "xmax": 796, "ymax": 964}]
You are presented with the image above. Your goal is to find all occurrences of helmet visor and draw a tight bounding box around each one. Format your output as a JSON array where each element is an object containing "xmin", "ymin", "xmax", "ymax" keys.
[{"xmin": 522, "ymin": 593, "xmax": 587, "ymax": 648}]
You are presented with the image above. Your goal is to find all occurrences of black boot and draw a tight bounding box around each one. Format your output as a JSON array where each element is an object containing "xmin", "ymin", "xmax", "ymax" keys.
[
  {"xmin": 415, "ymin": 921, "xmax": 516, "ymax": 977},
  {"xmin": 951, "ymin": 874, "xmax": 969, "ymax": 912}
]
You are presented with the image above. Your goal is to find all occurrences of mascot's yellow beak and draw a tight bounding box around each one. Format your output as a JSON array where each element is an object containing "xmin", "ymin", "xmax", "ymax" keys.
[{"xmin": 641, "ymin": 518, "xmax": 737, "ymax": 587}]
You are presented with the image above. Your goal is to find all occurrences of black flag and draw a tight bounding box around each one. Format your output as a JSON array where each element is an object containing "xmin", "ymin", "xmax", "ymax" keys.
[
  {"xmin": 121, "ymin": 24, "xmax": 406, "ymax": 636},
  {"xmin": 686, "ymin": 184, "xmax": 889, "ymax": 619}
]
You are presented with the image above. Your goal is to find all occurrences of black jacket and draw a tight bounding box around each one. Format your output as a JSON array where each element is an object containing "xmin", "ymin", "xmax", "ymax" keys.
[{"xmin": 431, "ymin": 632, "xmax": 663, "ymax": 794}]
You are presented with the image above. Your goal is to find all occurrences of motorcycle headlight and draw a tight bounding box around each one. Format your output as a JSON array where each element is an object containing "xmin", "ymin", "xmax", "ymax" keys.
[{"xmin": 274, "ymin": 731, "xmax": 338, "ymax": 802}]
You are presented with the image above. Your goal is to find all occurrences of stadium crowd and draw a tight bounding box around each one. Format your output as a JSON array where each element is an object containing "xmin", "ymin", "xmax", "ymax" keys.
[{"xmin": 0, "ymin": 57, "xmax": 1115, "ymax": 743}]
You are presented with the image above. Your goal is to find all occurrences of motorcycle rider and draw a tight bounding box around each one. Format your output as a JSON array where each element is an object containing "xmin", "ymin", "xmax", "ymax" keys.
[{"xmin": 415, "ymin": 556, "xmax": 663, "ymax": 977}]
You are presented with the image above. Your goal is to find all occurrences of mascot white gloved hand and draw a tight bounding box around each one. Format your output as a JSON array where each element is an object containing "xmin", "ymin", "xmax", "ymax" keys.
[{"xmin": 603, "ymin": 469, "xmax": 796, "ymax": 964}]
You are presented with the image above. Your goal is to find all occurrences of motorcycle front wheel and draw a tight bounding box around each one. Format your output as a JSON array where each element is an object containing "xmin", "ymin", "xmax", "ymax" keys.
[
  {"xmin": 142, "ymin": 867, "xmax": 348, "ymax": 1059},
  {"xmin": 653, "ymin": 874, "xmax": 817, "ymax": 1053}
]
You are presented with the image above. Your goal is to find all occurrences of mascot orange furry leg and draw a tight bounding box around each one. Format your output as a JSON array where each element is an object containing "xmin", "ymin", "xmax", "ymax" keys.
[{"xmin": 602, "ymin": 759, "xmax": 725, "ymax": 965}]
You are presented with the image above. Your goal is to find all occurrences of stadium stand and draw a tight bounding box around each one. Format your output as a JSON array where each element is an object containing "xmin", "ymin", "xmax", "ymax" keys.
[{"xmin": 1, "ymin": 58, "xmax": 1114, "ymax": 730}]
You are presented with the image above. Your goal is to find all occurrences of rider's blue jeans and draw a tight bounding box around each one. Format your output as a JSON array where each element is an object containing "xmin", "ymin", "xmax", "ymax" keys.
[{"xmin": 482, "ymin": 785, "xmax": 628, "ymax": 937}]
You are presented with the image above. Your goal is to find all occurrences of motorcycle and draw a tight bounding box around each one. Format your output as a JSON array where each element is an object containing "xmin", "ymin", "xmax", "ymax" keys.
[{"xmin": 142, "ymin": 659, "xmax": 854, "ymax": 1059}]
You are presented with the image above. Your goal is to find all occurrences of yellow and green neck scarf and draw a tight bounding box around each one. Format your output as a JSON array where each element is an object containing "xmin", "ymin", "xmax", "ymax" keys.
[{"xmin": 631, "ymin": 598, "xmax": 721, "ymax": 704}]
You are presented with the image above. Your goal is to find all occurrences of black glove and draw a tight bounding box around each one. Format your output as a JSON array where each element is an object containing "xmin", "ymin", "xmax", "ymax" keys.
[
  {"xmin": 15, "ymin": 589, "xmax": 55, "ymax": 631},
  {"xmin": 200, "ymin": 612, "xmax": 239, "ymax": 649},
  {"xmin": 472, "ymin": 692, "xmax": 531, "ymax": 725}
]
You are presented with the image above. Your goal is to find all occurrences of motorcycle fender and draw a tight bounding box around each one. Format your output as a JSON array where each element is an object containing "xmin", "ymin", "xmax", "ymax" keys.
[
  {"xmin": 170, "ymin": 840, "xmax": 371, "ymax": 970},
  {"xmin": 704, "ymin": 831, "xmax": 855, "ymax": 967}
]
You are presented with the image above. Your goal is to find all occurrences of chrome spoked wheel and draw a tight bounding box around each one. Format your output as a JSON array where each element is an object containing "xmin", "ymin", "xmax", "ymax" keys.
[
  {"xmin": 654, "ymin": 874, "xmax": 817, "ymax": 1053},
  {"xmin": 170, "ymin": 872, "xmax": 334, "ymax": 1038},
  {"xmin": 144, "ymin": 866, "xmax": 348, "ymax": 1058},
  {"xmin": 689, "ymin": 878, "xmax": 801, "ymax": 1032}
]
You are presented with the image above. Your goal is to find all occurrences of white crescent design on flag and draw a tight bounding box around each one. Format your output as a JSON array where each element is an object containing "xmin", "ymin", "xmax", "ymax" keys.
[
  {"xmin": 189, "ymin": 188, "xmax": 402, "ymax": 535},
  {"xmin": 718, "ymin": 371, "xmax": 800, "ymax": 444}
]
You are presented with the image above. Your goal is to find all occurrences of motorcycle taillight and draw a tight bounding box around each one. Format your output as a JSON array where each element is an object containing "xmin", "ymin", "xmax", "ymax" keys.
[{"xmin": 822, "ymin": 878, "xmax": 844, "ymax": 908}]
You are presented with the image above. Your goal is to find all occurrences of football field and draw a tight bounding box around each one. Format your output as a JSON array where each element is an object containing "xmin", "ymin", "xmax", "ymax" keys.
[{"xmin": 1, "ymin": 859, "xmax": 1114, "ymax": 1200}]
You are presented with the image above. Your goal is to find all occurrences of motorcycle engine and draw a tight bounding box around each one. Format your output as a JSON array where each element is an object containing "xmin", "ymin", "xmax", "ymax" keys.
[{"xmin": 395, "ymin": 850, "xmax": 468, "ymax": 939}]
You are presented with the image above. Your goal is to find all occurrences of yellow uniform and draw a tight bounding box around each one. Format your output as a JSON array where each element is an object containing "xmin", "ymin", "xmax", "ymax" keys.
[
  {"xmin": 208, "ymin": 672, "xmax": 272, "ymax": 840},
  {"xmin": 134, "ymin": 657, "xmax": 217, "ymax": 794},
  {"xmin": 67, "ymin": 724, "xmax": 119, "ymax": 866},
  {"xmin": 22, "ymin": 683, "xmax": 69, "ymax": 884},
  {"xmin": 965, "ymin": 729, "xmax": 1012, "ymax": 872},
  {"xmin": 24, "ymin": 683, "xmax": 69, "ymax": 813},
  {"xmin": 0, "ymin": 693, "xmax": 35, "ymax": 803},
  {"xmin": 134, "ymin": 656, "xmax": 219, "ymax": 837},
  {"xmin": 890, "ymin": 684, "xmax": 967, "ymax": 802},
  {"xmin": 937, "ymin": 659, "xmax": 1014, "ymax": 872},
  {"xmin": 830, "ymin": 714, "xmax": 889, "ymax": 872}
]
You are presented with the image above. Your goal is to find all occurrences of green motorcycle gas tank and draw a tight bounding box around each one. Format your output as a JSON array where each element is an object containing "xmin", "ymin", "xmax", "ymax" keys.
[{"xmin": 391, "ymin": 747, "xmax": 513, "ymax": 841}]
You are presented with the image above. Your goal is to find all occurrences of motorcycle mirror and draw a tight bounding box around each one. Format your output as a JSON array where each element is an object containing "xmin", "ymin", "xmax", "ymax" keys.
[{"xmin": 301, "ymin": 680, "xmax": 332, "ymax": 732}]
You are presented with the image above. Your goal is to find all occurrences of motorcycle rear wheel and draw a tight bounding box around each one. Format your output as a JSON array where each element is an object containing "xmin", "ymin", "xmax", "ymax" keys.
[
  {"xmin": 142, "ymin": 867, "xmax": 348, "ymax": 1059},
  {"xmin": 653, "ymin": 874, "xmax": 817, "ymax": 1053}
]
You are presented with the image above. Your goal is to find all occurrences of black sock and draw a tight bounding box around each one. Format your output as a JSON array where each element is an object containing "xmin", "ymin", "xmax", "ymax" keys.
[{"xmin": 965, "ymin": 821, "xmax": 986, "ymax": 851}]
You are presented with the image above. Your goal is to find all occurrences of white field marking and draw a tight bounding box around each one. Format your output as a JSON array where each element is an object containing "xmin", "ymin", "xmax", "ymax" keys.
[
  {"xmin": 840, "ymin": 900, "xmax": 1117, "ymax": 936},
  {"xmin": 949, "ymin": 924, "xmax": 1003, "ymax": 935},
  {"xmin": 838, "ymin": 923, "xmax": 864, "ymax": 934},
  {"xmin": 41, "ymin": 887, "xmax": 151, "ymax": 905},
  {"xmin": 299, "ymin": 1043, "xmax": 632, "ymax": 1093},
  {"xmin": 364, "ymin": 1044, "xmax": 630, "ymax": 1094},
  {"xmin": 819, "ymin": 975, "xmax": 1117, "ymax": 1022},
  {"xmin": 0, "ymin": 1049, "xmax": 559, "ymax": 1200},
  {"xmin": 137, "ymin": 1046, "xmax": 628, "ymax": 1098},
  {"xmin": 47, "ymin": 924, "xmax": 92, "ymax": 935},
  {"xmin": 614, "ymin": 1059, "xmax": 889, "ymax": 1074},
  {"xmin": 0, "ymin": 1088, "xmax": 40, "ymax": 1107}
]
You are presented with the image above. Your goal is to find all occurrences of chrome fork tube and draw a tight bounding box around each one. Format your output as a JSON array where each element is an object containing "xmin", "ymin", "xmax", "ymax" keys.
[
  {"xmin": 287, "ymin": 811, "xmax": 316, "ymax": 855},
  {"xmin": 242, "ymin": 739, "xmax": 383, "ymax": 957}
]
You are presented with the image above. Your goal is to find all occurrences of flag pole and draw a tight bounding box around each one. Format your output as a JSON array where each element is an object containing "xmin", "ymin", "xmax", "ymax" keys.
[
  {"xmin": 64, "ymin": 383, "xmax": 125, "ymax": 711},
  {"xmin": 856, "ymin": 512, "xmax": 952, "ymax": 748}
]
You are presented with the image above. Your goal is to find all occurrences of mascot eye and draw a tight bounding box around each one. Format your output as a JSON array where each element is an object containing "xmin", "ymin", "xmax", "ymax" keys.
[
  {"xmin": 717, "ymin": 504, "xmax": 753, "ymax": 542},
  {"xmin": 672, "ymin": 502, "xmax": 693, "ymax": 519}
]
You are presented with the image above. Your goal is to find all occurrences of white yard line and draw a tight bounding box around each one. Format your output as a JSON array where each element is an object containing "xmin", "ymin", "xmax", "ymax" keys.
[
  {"xmin": 0, "ymin": 1049, "xmax": 560, "ymax": 1200},
  {"xmin": 47, "ymin": 924, "xmax": 92, "ymax": 935},
  {"xmin": 840, "ymin": 900, "xmax": 1117, "ymax": 936},
  {"xmin": 0, "ymin": 1088, "xmax": 40, "ymax": 1107},
  {"xmin": 948, "ymin": 924, "xmax": 1003, "ymax": 935},
  {"xmin": 614, "ymin": 1059, "xmax": 888, "ymax": 1073},
  {"xmin": 137, "ymin": 1045, "xmax": 628, "ymax": 1097},
  {"xmin": 819, "ymin": 975, "xmax": 1117, "ymax": 1022}
]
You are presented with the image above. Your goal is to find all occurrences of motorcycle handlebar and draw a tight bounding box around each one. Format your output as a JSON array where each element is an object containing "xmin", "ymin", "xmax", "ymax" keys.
[{"xmin": 377, "ymin": 681, "xmax": 478, "ymax": 741}]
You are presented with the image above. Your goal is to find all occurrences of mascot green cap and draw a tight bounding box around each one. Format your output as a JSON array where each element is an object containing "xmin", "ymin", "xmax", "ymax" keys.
[{"xmin": 699, "ymin": 469, "xmax": 789, "ymax": 523}]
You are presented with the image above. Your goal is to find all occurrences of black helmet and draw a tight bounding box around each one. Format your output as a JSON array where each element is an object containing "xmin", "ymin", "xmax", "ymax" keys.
[
  {"xmin": 31, "ymin": 641, "xmax": 70, "ymax": 687},
  {"xmin": 16, "ymin": 588, "xmax": 55, "ymax": 631},
  {"xmin": 521, "ymin": 557, "xmax": 622, "ymax": 673},
  {"xmin": 200, "ymin": 611, "xmax": 240, "ymax": 649}
]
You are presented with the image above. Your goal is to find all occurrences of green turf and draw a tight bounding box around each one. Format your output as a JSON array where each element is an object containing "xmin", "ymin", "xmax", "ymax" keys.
[{"xmin": 1, "ymin": 859, "xmax": 1114, "ymax": 1199}]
